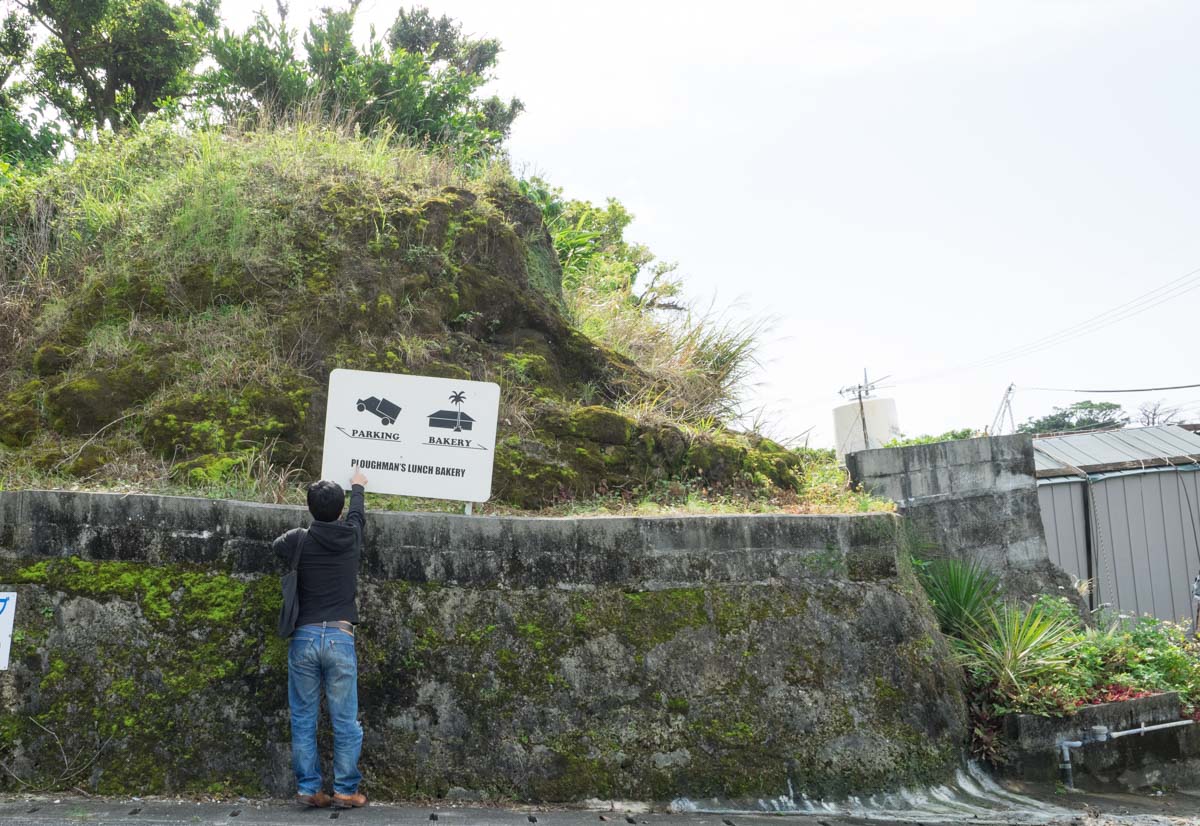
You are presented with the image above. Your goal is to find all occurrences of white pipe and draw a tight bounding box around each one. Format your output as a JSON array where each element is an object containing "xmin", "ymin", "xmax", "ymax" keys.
[
  {"xmin": 1058, "ymin": 740, "xmax": 1083, "ymax": 762},
  {"xmin": 1107, "ymin": 719, "xmax": 1195, "ymax": 739},
  {"xmin": 1058, "ymin": 740, "xmax": 1083, "ymax": 790}
]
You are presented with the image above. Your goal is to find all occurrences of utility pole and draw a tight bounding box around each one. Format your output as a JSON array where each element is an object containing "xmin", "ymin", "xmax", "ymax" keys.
[
  {"xmin": 990, "ymin": 383, "xmax": 1015, "ymax": 436},
  {"xmin": 839, "ymin": 370, "xmax": 889, "ymax": 450},
  {"xmin": 858, "ymin": 368, "xmax": 869, "ymax": 448}
]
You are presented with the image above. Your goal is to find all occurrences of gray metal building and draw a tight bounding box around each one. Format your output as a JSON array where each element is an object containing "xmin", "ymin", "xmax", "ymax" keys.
[{"xmin": 1035, "ymin": 425, "xmax": 1200, "ymax": 622}]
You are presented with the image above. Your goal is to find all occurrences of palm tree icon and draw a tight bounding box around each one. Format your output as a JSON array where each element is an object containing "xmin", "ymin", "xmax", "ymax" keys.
[{"xmin": 448, "ymin": 391, "xmax": 467, "ymax": 432}]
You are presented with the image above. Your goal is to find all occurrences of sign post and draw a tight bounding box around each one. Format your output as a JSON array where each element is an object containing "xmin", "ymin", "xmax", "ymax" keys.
[
  {"xmin": 320, "ymin": 369, "xmax": 500, "ymax": 503},
  {"xmin": 0, "ymin": 592, "xmax": 16, "ymax": 671}
]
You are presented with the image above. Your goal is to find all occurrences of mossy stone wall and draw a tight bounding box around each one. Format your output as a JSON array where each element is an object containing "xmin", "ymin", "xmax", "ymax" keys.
[{"xmin": 0, "ymin": 490, "xmax": 966, "ymax": 802}]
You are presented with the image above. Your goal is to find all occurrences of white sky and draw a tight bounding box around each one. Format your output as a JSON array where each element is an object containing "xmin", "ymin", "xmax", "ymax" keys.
[{"xmin": 224, "ymin": 0, "xmax": 1200, "ymax": 447}]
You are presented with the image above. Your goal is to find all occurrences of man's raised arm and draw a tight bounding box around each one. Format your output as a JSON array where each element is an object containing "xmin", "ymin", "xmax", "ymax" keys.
[{"xmin": 345, "ymin": 468, "xmax": 368, "ymax": 538}]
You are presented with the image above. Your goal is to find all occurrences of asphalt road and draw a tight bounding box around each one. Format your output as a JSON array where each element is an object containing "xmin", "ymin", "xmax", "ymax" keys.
[{"xmin": 1, "ymin": 789, "xmax": 1199, "ymax": 826}]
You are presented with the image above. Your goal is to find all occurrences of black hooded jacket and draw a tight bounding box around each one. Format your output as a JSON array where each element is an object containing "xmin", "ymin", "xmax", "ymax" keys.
[{"xmin": 273, "ymin": 484, "xmax": 366, "ymax": 626}]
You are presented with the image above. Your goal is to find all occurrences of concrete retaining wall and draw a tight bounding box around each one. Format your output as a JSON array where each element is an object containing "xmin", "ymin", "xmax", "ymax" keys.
[
  {"xmin": 846, "ymin": 435, "xmax": 1076, "ymax": 600},
  {"xmin": 0, "ymin": 490, "xmax": 967, "ymax": 802}
]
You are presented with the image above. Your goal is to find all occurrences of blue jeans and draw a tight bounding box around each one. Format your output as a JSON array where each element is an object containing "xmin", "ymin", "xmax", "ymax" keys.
[{"xmin": 288, "ymin": 625, "xmax": 362, "ymax": 795}]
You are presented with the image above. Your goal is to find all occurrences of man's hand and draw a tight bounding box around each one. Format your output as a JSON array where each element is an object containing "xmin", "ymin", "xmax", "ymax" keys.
[{"xmin": 350, "ymin": 468, "xmax": 368, "ymax": 488}]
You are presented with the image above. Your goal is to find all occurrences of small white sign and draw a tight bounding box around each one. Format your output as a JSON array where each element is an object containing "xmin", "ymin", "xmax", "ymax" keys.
[
  {"xmin": 0, "ymin": 592, "xmax": 16, "ymax": 671},
  {"xmin": 320, "ymin": 369, "xmax": 501, "ymax": 502}
]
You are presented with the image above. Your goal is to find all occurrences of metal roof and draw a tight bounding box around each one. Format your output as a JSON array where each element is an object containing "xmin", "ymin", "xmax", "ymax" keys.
[{"xmin": 1033, "ymin": 424, "xmax": 1200, "ymax": 478}]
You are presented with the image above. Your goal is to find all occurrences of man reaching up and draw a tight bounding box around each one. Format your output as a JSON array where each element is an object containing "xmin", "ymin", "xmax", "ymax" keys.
[{"xmin": 273, "ymin": 468, "xmax": 369, "ymax": 809}]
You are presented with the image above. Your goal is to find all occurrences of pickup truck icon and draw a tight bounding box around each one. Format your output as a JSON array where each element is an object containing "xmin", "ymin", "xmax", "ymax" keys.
[{"xmin": 356, "ymin": 396, "xmax": 401, "ymax": 426}]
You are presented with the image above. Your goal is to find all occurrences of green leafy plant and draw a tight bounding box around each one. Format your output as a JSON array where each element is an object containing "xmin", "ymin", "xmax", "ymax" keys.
[
  {"xmin": 1017, "ymin": 399, "xmax": 1128, "ymax": 435},
  {"xmin": 954, "ymin": 602, "xmax": 1081, "ymax": 703},
  {"xmin": 5, "ymin": 0, "xmax": 218, "ymax": 137},
  {"xmin": 914, "ymin": 557, "xmax": 1001, "ymax": 639}
]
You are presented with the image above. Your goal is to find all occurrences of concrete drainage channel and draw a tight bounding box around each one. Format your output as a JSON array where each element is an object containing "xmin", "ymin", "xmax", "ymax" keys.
[
  {"xmin": 671, "ymin": 762, "xmax": 1078, "ymax": 824},
  {"xmin": 667, "ymin": 698, "xmax": 1200, "ymax": 824}
]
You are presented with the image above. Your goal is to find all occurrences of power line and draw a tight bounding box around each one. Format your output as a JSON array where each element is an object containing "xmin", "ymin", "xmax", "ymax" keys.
[
  {"xmin": 964, "ymin": 275, "xmax": 1200, "ymax": 372},
  {"xmin": 894, "ymin": 264, "xmax": 1200, "ymax": 386},
  {"xmin": 1019, "ymin": 382, "xmax": 1200, "ymax": 394}
]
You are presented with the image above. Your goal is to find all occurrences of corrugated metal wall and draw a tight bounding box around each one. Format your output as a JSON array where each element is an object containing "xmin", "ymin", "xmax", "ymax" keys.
[
  {"xmin": 1041, "ymin": 482, "xmax": 1088, "ymax": 589},
  {"xmin": 1038, "ymin": 469, "xmax": 1200, "ymax": 622}
]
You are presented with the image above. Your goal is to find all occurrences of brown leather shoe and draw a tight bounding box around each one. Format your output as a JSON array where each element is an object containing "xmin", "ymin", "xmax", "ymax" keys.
[
  {"xmin": 332, "ymin": 791, "xmax": 368, "ymax": 809},
  {"xmin": 296, "ymin": 791, "xmax": 332, "ymax": 808}
]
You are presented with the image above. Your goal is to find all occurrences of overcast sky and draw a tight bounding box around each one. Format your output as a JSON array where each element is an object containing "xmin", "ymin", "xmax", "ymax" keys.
[{"xmin": 224, "ymin": 1, "xmax": 1200, "ymax": 447}]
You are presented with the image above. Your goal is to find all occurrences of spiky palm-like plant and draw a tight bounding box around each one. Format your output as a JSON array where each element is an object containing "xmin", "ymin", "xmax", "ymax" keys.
[
  {"xmin": 954, "ymin": 602, "xmax": 1081, "ymax": 701},
  {"xmin": 915, "ymin": 557, "xmax": 1001, "ymax": 639}
]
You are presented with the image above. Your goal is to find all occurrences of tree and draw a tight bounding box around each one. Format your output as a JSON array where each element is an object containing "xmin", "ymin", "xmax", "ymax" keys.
[
  {"xmin": 207, "ymin": 4, "xmax": 522, "ymax": 157},
  {"xmin": 4, "ymin": 0, "xmax": 218, "ymax": 137},
  {"xmin": 1017, "ymin": 400, "xmax": 1128, "ymax": 435},
  {"xmin": 0, "ymin": 10, "xmax": 59, "ymax": 165},
  {"xmin": 1137, "ymin": 400, "xmax": 1181, "ymax": 427}
]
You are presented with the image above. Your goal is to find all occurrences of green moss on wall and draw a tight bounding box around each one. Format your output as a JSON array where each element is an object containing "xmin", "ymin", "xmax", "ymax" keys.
[
  {"xmin": 0, "ymin": 556, "xmax": 284, "ymax": 796},
  {"xmin": 15, "ymin": 557, "xmax": 246, "ymax": 625}
]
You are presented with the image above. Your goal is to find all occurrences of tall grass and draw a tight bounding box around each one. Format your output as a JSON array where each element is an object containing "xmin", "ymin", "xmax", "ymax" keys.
[
  {"xmin": 0, "ymin": 115, "xmax": 508, "ymax": 365},
  {"xmin": 567, "ymin": 283, "xmax": 768, "ymax": 427}
]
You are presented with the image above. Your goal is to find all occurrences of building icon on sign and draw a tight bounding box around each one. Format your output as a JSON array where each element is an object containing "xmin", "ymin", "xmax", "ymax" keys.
[
  {"xmin": 429, "ymin": 391, "xmax": 473, "ymax": 432},
  {"xmin": 428, "ymin": 410, "xmax": 475, "ymax": 432}
]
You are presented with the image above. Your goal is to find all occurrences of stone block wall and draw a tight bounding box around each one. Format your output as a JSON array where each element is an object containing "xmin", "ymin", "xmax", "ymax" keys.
[{"xmin": 0, "ymin": 490, "xmax": 967, "ymax": 802}]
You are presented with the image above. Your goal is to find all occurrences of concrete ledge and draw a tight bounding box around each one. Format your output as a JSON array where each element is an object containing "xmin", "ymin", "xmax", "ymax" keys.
[
  {"xmin": 0, "ymin": 490, "xmax": 901, "ymax": 588},
  {"xmin": 1003, "ymin": 693, "xmax": 1184, "ymax": 753}
]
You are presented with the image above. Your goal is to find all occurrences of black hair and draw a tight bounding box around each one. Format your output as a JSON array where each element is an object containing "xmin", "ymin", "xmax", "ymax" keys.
[{"xmin": 307, "ymin": 480, "xmax": 345, "ymax": 522}]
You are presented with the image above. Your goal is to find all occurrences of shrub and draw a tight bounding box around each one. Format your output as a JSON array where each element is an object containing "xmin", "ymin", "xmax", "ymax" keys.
[
  {"xmin": 1101, "ymin": 616, "xmax": 1200, "ymax": 704},
  {"xmin": 914, "ymin": 557, "xmax": 1001, "ymax": 639},
  {"xmin": 953, "ymin": 601, "xmax": 1082, "ymax": 708}
]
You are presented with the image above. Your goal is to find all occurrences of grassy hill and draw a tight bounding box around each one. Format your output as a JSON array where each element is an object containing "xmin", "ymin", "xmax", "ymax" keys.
[{"xmin": 0, "ymin": 122, "xmax": 885, "ymax": 514}]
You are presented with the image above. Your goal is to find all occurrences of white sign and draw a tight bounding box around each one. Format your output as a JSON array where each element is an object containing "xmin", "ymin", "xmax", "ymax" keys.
[
  {"xmin": 320, "ymin": 369, "xmax": 500, "ymax": 502},
  {"xmin": 0, "ymin": 592, "xmax": 15, "ymax": 671}
]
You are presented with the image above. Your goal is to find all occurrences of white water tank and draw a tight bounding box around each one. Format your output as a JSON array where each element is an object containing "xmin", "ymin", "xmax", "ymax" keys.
[{"xmin": 833, "ymin": 398, "xmax": 901, "ymax": 463}]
